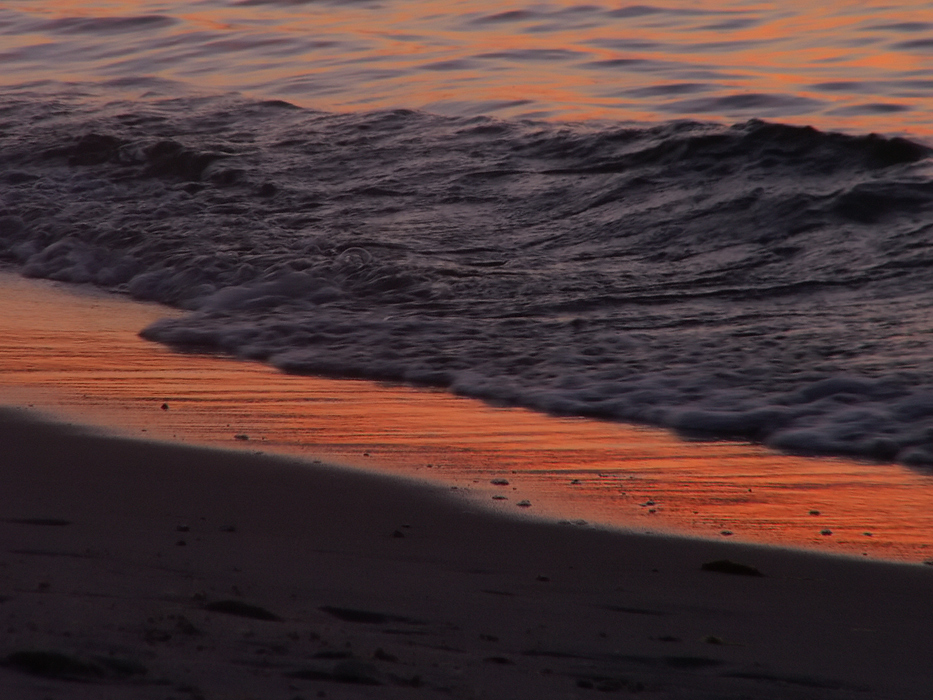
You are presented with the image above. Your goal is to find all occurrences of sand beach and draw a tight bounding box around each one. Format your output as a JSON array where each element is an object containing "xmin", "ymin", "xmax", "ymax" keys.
[
  {"xmin": 1, "ymin": 276, "xmax": 933, "ymax": 698},
  {"xmin": 1, "ymin": 406, "xmax": 933, "ymax": 699}
]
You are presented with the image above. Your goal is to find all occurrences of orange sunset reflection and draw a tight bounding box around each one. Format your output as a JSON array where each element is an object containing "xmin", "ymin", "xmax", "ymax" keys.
[
  {"xmin": 2, "ymin": 0, "xmax": 932, "ymax": 135},
  {"xmin": 2, "ymin": 274, "xmax": 932, "ymax": 564}
]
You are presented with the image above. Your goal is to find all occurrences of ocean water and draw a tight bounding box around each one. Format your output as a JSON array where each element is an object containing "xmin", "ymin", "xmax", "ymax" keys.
[
  {"xmin": 2, "ymin": 0, "xmax": 933, "ymax": 467},
  {"xmin": 2, "ymin": 0, "xmax": 933, "ymax": 131}
]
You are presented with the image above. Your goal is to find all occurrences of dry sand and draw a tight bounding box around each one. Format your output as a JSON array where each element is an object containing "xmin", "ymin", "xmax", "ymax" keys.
[{"xmin": 1, "ymin": 407, "xmax": 932, "ymax": 699}]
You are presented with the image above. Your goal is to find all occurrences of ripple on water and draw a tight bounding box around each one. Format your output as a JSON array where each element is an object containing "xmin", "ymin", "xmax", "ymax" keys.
[{"xmin": 0, "ymin": 0, "xmax": 930, "ymax": 133}]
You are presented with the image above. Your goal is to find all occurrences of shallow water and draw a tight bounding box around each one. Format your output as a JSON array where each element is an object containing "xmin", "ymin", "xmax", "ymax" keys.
[
  {"xmin": 1, "ymin": 0, "xmax": 932, "ymax": 134},
  {"xmin": 2, "ymin": 95, "xmax": 933, "ymax": 468},
  {"xmin": 2, "ymin": 1, "xmax": 933, "ymax": 471}
]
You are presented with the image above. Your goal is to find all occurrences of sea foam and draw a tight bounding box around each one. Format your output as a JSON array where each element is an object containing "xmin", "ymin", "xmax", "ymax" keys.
[{"xmin": 2, "ymin": 94, "xmax": 933, "ymax": 466}]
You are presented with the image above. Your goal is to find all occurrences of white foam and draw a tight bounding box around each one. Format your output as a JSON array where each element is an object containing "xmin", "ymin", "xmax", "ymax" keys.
[{"xmin": 2, "ymin": 94, "xmax": 933, "ymax": 466}]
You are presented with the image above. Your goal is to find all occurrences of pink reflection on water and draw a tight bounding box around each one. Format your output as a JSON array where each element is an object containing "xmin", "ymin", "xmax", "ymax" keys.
[{"xmin": 0, "ymin": 0, "xmax": 931, "ymax": 134}]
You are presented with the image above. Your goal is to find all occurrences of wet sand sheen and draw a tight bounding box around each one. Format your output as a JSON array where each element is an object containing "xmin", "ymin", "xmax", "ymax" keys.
[{"xmin": 1, "ymin": 271, "xmax": 932, "ymax": 562}]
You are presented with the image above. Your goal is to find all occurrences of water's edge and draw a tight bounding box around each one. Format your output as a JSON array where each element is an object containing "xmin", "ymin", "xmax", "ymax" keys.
[
  {"xmin": 4, "ymin": 270, "xmax": 933, "ymax": 564},
  {"xmin": 2, "ymin": 93, "xmax": 933, "ymax": 468}
]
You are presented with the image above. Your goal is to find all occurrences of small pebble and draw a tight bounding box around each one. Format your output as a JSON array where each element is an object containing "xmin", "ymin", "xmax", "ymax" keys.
[
  {"xmin": 516, "ymin": 500, "xmax": 532, "ymax": 508},
  {"xmin": 821, "ymin": 529, "xmax": 833, "ymax": 536}
]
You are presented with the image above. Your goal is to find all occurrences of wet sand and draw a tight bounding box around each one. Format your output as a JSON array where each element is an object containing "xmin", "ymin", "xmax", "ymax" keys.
[{"xmin": 1, "ymin": 272, "xmax": 933, "ymax": 562}]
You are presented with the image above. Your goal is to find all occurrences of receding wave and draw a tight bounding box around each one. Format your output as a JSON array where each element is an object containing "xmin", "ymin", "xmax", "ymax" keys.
[{"xmin": 2, "ymin": 93, "xmax": 933, "ymax": 466}]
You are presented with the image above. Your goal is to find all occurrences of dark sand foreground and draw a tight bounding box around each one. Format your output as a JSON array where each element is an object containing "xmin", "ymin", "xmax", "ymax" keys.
[{"xmin": 1, "ymin": 408, "xmax": 932, "ymax": 699}]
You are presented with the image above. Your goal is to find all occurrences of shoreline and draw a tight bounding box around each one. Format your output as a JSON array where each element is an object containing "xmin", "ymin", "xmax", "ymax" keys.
[
  {"xmin": 2, "ymin": 272, "xmax": 933, "ymax": 563},
  {"xmin": 1, "ymin": 406, "xmax": 932, "ymax": 698}
]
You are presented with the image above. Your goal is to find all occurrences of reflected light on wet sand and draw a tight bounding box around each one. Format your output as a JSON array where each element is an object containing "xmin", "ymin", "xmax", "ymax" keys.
[{"xmin": 2, "ymin": 273, "xmax": 933, "ymax": 563}]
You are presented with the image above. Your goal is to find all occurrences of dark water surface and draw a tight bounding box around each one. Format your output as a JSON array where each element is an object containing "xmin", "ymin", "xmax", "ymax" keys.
[{"xmin": 2, "ymin": 1, "xmax": 933, "ymax": 469}]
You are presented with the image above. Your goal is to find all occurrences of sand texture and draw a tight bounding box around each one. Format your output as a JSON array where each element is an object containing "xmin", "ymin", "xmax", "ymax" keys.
[{"xmin": 0, "ymin": 408, "xmax": 932, "ymax": 699}]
